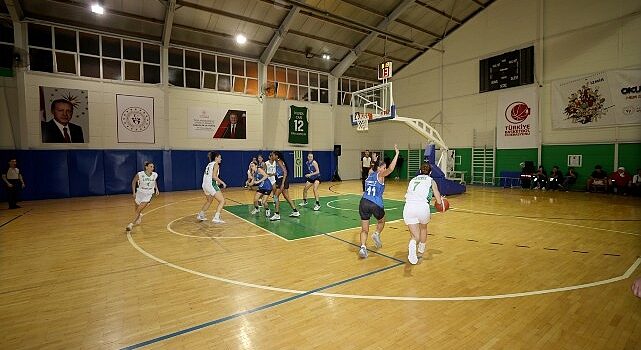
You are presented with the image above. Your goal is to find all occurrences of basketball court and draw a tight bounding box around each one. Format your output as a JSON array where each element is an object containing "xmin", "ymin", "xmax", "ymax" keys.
[{"xmin": 1, "ymin": 0, "xmax": 640, "ymax": 349}]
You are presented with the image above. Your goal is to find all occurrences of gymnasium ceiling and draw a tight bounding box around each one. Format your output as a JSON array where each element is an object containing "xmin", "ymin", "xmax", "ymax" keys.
[{"xmin": 2, "ymin": 0, "xmax": 494, "ymax": 80}]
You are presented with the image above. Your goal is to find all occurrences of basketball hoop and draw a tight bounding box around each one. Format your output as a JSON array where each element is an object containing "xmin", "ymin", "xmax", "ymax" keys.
[{"xmin": 354, "ymin": 112, "xmax": 369, "ymax": 131}]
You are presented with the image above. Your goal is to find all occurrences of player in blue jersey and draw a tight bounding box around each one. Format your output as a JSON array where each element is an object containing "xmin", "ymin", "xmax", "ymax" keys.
[
  {"xmin": 249, "ymin": 162, "xmax": 272, "ymax": 216},
  {"xmin": 357, "ymin": 144, "xmax": 399, "ymax": 258},
  {"xmin": 299, "ymin": 152, "xmax": 321, "ymax": 211}
]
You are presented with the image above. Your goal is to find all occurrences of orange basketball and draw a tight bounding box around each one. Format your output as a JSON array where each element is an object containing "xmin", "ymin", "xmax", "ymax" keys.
[{"xmin": 435, "ymin": 198, "xmax": 450, "ymax": 212}]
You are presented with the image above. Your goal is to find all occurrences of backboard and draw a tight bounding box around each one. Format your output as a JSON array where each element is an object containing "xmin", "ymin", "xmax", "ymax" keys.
[{"xmin": 350, "ymin": 82, "xmax": 396, "ymax": 129}]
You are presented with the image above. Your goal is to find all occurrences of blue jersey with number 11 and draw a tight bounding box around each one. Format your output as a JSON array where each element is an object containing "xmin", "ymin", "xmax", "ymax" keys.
[{"xmin": 363, "ymin": 172, "xmax": 384, "ymax": 208}]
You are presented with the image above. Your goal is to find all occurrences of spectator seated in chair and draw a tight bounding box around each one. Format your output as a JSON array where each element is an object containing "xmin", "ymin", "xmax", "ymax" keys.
[
  {"xmin": 531, "ymin": 166, "xmax": 547, "ymax": 190},
  {"xmin": 587, "ymin": 165, "xmax": 608, "ymax": 192},
  {"xmin": 548, "ymin": 166, "xmax": 564, "ymax": 190},
  {"xmin": 609, "ymin": 167, "xmax": 632, "ymax": 195},
  {"xmin": 520, "ymin": 162, "xmax": 533, "ymax": 189},
  {"xmin": 561, "ymin": 167, "xmax": 578, "ymax": 191}
]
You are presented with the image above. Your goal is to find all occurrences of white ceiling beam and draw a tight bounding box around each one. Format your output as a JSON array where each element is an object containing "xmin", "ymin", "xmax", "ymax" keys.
[
  {"xmin": 162, "ymin": 0, "xmax": 177, "ymax": 46},
  {"xmin": 331, "ymin": 0, "xmax": 415, "ymax": 78},
  {"xmin": 260, "ymin": 5, "xmax": 299, "ymax": 65},
  {"xmin": 3, "ymin": 0, "xmax": 24, "ymax": 22}
]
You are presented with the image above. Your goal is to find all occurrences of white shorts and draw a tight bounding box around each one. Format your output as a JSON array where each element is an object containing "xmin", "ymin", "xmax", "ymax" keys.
[
  {"xmin": 202, "ymin": 182, "xmax": 220, "ymax": 196},
  {"xmin": 135, "ymin": 190, "xmax": 153, "ymax": 205},
  {"xmin": 268, "ymin": 176, "xmax": 276, "ymax": 185},
  {"xmin": 403, "ymin": 202, "xmax": 431, "ymax": 225}
]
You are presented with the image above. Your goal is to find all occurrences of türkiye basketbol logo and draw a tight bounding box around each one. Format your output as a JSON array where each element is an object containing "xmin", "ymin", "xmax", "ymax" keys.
[{"xmin": 505, "ymin": 101, "xmax": 530, "ymax": 124}]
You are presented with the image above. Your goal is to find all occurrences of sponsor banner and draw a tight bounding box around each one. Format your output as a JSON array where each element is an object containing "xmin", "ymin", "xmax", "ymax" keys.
[
  {"xmin": 188, "ymin": 107, "xmax": 247, "ymax": 139},
  {"xmin": 552, "ymin": 69, "xmax": 641, "ymax": 128},
  {"xmin": 116, "ymin": 94, "xmax": 155, "ymax": 143},
  {"xmin": 496, "ymin": 86, "xmax": 539, "ymax": 149}
]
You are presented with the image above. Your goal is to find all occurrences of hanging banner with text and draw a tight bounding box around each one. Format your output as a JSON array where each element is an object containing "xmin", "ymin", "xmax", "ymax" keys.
[
  {"xmin": 188, "ymin": 107, "xmax": 247, "ymax": 139},
  {"xmin": 496, "ymin": 86, "xmax": 539, "ymax": 149},
  {"xmin": 551, "ymin": 69, "xmax": 641, "ymax": 128},
  {"xmin": 288, "ymin": 105, "xmax": 308, "ymax": 144}
]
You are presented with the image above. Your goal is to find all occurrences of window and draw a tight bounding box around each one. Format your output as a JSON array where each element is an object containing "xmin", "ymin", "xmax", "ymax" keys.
[
  {"xmin": 266, "ymin": 64, "xmax": 330, "ymax": 103},
  {"xmin": 27, "ymin": 23, "xmax": 161, "ymax": 84},
  {"xmin": 337, "ymin": 77, "xmax": 376, "ymax": 105},
  {"xmin": 165, "ymin": 47, "xmax": 258, "ymax": 95},
  {"xmin": 0, "ymin": 21, "xmax": 13, "ymax": 69}
]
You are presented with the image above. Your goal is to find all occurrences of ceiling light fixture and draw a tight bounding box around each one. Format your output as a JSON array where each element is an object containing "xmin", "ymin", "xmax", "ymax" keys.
[
  {"xmin": 91, "ymin": 3, "xmax": 105, "ymax": 15},
  {"xmin": 322, "ymin": 54, "xmax": 331, "ymax": 60},
  {"xmin": 235, "ymin": 34, "xmax": 247, "ymax": 45}
]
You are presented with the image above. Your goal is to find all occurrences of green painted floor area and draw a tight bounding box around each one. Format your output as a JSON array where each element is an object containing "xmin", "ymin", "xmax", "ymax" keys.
[{"xmin": 225, "ymin": 194, "xmax": 420, "ymax": 240}]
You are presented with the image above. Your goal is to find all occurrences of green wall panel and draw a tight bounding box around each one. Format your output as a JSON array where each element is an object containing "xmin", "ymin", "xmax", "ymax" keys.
[
  {"xmin": 541, "ymin": 144, "xmax": 614, "ymax": 188},
  {"xmin": 453, "ymin": 148, "xmax": 472, "ymax": 183},
  {"xmin": 383, "ymin": 149, "xmax": 409, "ymax": 179},
  {"xmin": 495, "ymin": 148, "xmax": 537, "ymax": 174},
  {"xmin": 618, "ymin": 143, "xmax": 641, "ymax": 174}
]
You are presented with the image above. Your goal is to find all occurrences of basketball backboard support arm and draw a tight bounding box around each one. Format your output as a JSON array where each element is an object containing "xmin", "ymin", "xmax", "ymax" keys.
[{"xmin": 393, "ymin": 116, "xmax": 450, "ymax": 175}]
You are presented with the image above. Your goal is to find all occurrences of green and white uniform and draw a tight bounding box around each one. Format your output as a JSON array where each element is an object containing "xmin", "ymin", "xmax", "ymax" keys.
[
  {"xmin": 135, "ymin": 171, "xmax": 158, "ymax": 204},
  {"xmin": 403, "ymin": 174, "xmax": 434, "ymax": 225},
  {"xmin": 202, "ymin": 161, "xmax": 221, "ymax": 195}
]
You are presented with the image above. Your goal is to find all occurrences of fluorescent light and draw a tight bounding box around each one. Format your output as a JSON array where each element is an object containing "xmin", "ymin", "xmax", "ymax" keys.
[
  {"xmin": 91, "ymin": 4, "xmax": 104, "ymax": 14},
  {"xmin": 235, "ymin": 34, "xmax": 247, "ymax": 45},
  {"xmin": 322, "ymin": 54, "xmax": 331, "ymax": 60}
]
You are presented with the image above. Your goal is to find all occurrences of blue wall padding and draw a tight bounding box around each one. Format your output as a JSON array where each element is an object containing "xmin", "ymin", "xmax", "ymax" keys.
[
  {"xmin": 104, "ymin": 151, "xmax": 137, "ymax": 195},
  {"xmin": 0, "ymin": 149, "xmax": 335, "ymax": 202},
  {"xmin": 170, "ymin": 151, "xmax": 196, "ymax": 191},
  {"xmin": 68, "ymin": 150, "xmax": 105, "ymax": 197},
  {"xmin": 35, "ymin": 151, "xmax": 70, "ymax": 199}
]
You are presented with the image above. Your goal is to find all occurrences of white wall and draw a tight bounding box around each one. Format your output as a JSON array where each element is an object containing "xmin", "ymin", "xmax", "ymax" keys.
[
  {"xmin": 0, "ymin": 76, "xmax": 18, "ymax": 149},
  {"xmin": 168, "ymin": 87, "xmax": 262, "ymax": 150},
  {"xmin": 263, "ymin": 98, "xmax": 334, "ymax": 151},
  {"xmin": 393, "ymin": 0, "xmax": 641, "ymax": 148},
  {"xmin": 23, "ymin": 72, "xmax": 166, "ymax": 149}
]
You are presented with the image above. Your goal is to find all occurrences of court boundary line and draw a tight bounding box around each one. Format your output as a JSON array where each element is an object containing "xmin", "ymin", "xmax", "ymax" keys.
[
  {"xmin": 450, "ymin": 207, "xmax": 641, "ymax": 237},
  {"xmin": 0, "ymin": 209, "xmax": 32, "ymax": 229},
  {"xmin": 120, "ymin": 260, "xmax": 404, "ymax": 350},
  {"xmin": 166, "ymin": 213, "xmax": 271, "ymax": 239},
  {"xmin": 127, "ymin": 232, "xmax": 641, "ymax": 302}
]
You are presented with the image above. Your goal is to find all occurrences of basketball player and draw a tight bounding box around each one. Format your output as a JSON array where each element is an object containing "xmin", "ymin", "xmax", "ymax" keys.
[
  {"xmin": 358, "ymin": 145, "xmax": 399, "ymax": 258},
  {"xmin": 299, "ymin": 152, "xmax": 321, "ymax": 211},
  {"xmin": 244, "ymin": 156, "xmax": 258, "ymax": 188},
  {"xmin": 249, "ymin": 162, "xmax": 272, "ymax": 215},
  {"xmin": 270, "ymin": 151, "xmax": 300, "ymax": 221},
  {"xmin": 403, "ymin": 163, "xmax": 444, "ymax": 264},
  {"xmin": 264, "ymin": 153, "xmax": 277, "ymax": 216},
  {"xmin": 197, "ymin": 151, "xmax": 227, "ymax": 223},
  {"xmin": 126, "ymin": 161, "xmax": 159, "ymax": 231}
]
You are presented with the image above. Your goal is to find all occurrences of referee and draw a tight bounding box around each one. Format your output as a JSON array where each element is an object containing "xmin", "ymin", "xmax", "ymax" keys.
[
  {"xmin": 2, "ymin": 159, "xmax": 26, "ymax": 209},
  {"xmin": 361, "ymin": 150, "xmax": 371, "ymax": 191}
]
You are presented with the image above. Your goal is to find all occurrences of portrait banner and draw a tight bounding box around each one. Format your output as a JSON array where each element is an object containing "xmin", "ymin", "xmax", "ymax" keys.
[
  {"xmin": 116, "ymin": 94, "xmax": 155, "ymax": 143},
  {"xmin": 39, "ymin": 86, "xmax": 89, "ymax": 143}
]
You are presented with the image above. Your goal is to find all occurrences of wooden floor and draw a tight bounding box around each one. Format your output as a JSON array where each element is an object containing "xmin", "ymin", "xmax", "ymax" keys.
[{"xmin": 1, "ymin": 181, "xmax": 640, "ymax": 349}]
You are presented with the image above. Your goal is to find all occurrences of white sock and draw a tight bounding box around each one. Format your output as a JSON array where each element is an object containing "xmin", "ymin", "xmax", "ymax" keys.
[
  {"xmin": 374, "ymin": 231, "xmax": 380, "ymax": 236},
  {"xmin": 418, "ymin": 242, "xmax": 426, "ymax": 254},
  {"xmin": 214, "ymin": 212, "xmax": 220, "ymax": 219},
  {"xmin": 199, "ymin": 211, "xmax": 204, "ymax": 216}
]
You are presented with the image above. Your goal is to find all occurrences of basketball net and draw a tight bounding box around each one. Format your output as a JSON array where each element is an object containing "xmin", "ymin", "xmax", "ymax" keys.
[{"xmin": 355, "ymin": 112, "xmax": 369, "ymax": 131}]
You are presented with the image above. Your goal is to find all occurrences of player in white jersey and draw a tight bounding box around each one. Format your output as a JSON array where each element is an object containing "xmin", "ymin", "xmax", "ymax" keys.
[
  {"xmin": 403, "ymin": 163, "xmax": 444, "ymax": 264},
  {"xmin": 126, "ymin": 161, "xmax": 159, "ymax": 231},
  {"xmin": 197, "ymin": 151, "xmax": 227, "ymax": 223}
]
